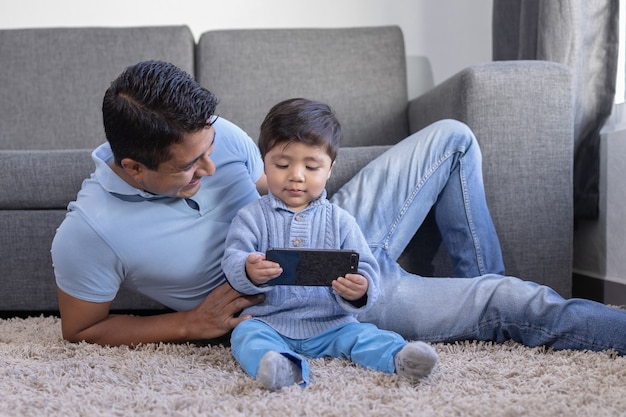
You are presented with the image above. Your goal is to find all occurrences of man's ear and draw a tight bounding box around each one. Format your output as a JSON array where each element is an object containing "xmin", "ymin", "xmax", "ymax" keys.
[{"xmin": 120, "ymin": 158, "xmax": 145, "ymax": 183}]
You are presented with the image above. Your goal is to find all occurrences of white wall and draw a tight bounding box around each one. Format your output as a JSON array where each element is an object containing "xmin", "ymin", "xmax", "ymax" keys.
[{"xmin": 0, "ymin": 0, "xmax": 493, "ymax": 88}]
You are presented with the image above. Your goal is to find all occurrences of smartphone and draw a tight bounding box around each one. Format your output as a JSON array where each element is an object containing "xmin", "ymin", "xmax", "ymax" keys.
[{"xmin": 265, "ymin": 248, "xmax": 360, "ymax": 286}]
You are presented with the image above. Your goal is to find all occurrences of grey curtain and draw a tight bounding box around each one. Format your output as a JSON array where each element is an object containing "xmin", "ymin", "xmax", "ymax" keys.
[{"xmin": 492, "ymin": 0, "xmax": 620, "ymax": 219}]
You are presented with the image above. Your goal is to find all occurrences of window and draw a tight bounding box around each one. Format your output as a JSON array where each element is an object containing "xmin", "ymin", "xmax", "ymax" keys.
[
  {"xmin": 604, "ymin": 0, "xmax": 625, "ymax": 132},
  {"xmin": 615, "ymin": 0, "xmax": 625, "ymax": 105}
]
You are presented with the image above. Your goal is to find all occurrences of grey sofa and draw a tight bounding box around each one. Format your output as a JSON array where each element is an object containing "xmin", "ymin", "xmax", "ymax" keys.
[{"xmin": 0, "ymin": 25, "xmax": 574, "ymax": 315}]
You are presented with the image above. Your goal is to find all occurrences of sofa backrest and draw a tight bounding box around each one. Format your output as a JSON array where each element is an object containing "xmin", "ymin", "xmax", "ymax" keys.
[
  {"xmin": 0, "ymin": 25, "xmax": 410, "ymax": 313},
  {"xmin": 195, "ymin": 26, "xmax": 410, "ymax": 147},
  {"xmin": 0, "ymin": 26, "xmax": 195, "ymax": 150}
]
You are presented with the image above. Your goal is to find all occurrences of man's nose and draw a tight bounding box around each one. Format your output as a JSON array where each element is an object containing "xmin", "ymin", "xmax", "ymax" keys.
[{"xmin": 197, "ymin": 155, "xmax": 216, "ymax": 176}]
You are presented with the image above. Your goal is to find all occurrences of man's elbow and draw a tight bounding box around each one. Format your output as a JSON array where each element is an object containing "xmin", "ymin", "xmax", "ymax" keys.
[{"xmin": 61, "ymin": 329, "xmax": 83, "ymax": 343}]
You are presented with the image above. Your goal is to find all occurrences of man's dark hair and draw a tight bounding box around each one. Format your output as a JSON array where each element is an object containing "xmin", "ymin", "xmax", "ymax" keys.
[
  {"xmin": 102, "ymin": 60, "xmax": 218, "ymax": 169},
  {"xmin": 258, "ymin": 98, "xmax": 342, "ymax": 162}
]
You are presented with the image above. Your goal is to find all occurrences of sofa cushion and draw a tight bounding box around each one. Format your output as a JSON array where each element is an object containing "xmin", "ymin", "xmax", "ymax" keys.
[
  {"xmin": 196, "ymin": 26, "xmax": 410, "ymax": 147},
  {"xmin": 326, "ymin": 145, "xmax": 391, "ymax": 198},
  {"xmin": 0, "ymin": 26, "xmax": 195, "ymax": 151},
  {"xmin": 0, "ymin": 149, "xmax": 94, "ymax": 209},
  {"xmin": 0, "ymin": 209, "xmax": 165, "ymax": 312}
]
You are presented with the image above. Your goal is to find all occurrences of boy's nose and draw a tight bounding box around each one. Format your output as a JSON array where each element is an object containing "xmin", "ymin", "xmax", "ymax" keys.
[{"xmin": 289, "ymin": 167, "xmax": 304, "ymax": 181}]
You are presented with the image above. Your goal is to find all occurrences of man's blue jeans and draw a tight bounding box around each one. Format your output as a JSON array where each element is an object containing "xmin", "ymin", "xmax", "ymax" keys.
[{"xmin": 331, "ymin": 119, "xmax": 626, "ymax": 355}]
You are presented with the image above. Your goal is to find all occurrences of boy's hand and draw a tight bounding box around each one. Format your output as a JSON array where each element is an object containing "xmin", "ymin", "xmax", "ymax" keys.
[
  {"xmin": 332, "ymin": 273, "xmax": 368, "ymax": 301},
  {"xmin": 246, "ymin": 253, "xmax": 283, "ymax": 285}
]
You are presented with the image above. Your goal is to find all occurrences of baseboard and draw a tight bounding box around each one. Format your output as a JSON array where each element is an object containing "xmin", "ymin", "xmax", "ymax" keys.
[
  {"xmin": 0, "ymin": 309, "xmax": 171, "ymax": 320},
  {"xmin": 573, "ymin": 273, "xmax": 626, "ymax": 305}
]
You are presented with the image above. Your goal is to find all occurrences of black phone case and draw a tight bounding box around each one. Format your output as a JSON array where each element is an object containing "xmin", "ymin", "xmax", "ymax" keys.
[{"xmin": 265, "ymin": 248, "xmax": 359, "ymax": 286}]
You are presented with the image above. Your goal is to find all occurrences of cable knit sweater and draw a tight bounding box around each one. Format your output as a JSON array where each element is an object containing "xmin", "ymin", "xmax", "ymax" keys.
[{"xmin": 222, "ymin": 191, "xmax": 380, "ymax": 339}]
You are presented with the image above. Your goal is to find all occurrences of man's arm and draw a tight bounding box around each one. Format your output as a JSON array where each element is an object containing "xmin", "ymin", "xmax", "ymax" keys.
[{"xmin": 57, "ymin": 282, "xmax": 264, "ymax": 346}]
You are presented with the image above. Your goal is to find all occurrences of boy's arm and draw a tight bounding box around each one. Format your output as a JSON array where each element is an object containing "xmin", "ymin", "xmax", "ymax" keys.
[
  {"xmin": 333, "ymin": 211, "xmax": 381, "ymax": 312},
  {"xmin": 222, "ymin": 202, "xmax": 276, "ymax": 295}
]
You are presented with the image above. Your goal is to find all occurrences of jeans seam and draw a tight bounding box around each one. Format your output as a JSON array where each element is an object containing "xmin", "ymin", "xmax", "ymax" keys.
[
  {"xmin": 459, "ymin": 156, "xmax": 485, "ymax": 275},
  {"xmin": 382, "ymin": 149, "xmax": 456, "ymax": 252},
  {"xmin": 383, "ymin": 145, "xmax": 481, "ymax": 275}
]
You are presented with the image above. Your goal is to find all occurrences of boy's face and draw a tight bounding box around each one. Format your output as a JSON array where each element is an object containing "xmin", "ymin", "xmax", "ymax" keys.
[{"xmin": 264, "ymin": 141, "xmax": 333, "ymax": 212}]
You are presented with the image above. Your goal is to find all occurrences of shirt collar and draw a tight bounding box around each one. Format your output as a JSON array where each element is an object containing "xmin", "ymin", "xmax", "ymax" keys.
[{"xmin": 92, "ymin": 142, "xmax": 166, "ymax": 200}]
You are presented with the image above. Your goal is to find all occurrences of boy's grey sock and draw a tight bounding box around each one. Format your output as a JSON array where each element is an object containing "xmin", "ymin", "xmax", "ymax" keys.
[
  {"xmin": 394, "ymin": 341, "xmax": 438, "ymax": 381},
  {"xmin": 256, "ymin": 350, "xmax": 303, "ymax": 391}
]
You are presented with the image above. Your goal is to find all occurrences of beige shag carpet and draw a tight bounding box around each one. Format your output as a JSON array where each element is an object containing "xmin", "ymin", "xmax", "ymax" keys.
[{"xmin": 1, "ymin": 315, "xmax": 626, "ymax": 417}]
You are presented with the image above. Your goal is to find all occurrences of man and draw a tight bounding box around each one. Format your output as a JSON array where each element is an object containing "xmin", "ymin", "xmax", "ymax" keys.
[{"xmin": 52, "ymin": 60, "xmax": 626, "ymax": 353}]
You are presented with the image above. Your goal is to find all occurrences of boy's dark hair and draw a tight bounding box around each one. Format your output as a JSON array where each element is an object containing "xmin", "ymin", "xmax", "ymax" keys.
[
  {"xmin": 102, "ymin": 60, "xmax": 218, "ymax": 169},
  {"xmin": 258, "ymin": 98, "xmax": 342, "ymax": 162}
]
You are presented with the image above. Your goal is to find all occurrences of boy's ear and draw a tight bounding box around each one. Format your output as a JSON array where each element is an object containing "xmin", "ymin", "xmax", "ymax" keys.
[
  {"xmin": 327, "ymin": 160, "xmax": 335, "ymax": 179},
  {"xmin": 120, "ymin": 158, "xmax": 146, "ymax": 183}
]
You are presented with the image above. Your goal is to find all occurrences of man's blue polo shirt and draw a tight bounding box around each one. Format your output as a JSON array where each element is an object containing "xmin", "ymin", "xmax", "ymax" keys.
[{"xmin": 51, "ymin": 118, "xmax": 263, "ymax": 311}]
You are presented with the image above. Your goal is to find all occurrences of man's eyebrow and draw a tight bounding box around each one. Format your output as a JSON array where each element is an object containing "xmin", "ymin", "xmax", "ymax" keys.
[{"xmin": 180, "ymin": 130, "xmax": 216, "ymax": 169}]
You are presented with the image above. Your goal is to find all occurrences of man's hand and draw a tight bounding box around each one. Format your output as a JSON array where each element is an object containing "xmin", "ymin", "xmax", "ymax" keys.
[
  {"xmin": 183, "ymin": 282, "xmax": 265, "ymax": 340},
  {"xmin": 332, "ymin": 273, "xmax": 368, "ymax": 301},
  {"xmin": 245, "ymin": 253, "xmax": 283, "ymax": 285}
]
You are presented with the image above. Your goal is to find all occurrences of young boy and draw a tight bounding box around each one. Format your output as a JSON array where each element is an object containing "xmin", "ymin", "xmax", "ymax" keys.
[{"xmin": 221, "ymin": 98, "xmax": 439, "ymax": 391}]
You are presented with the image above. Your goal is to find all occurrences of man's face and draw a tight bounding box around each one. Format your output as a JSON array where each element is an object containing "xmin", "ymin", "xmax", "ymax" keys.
[{"xmin": 139, "ymin": 125, "xmax": 216, "ymax": 199}]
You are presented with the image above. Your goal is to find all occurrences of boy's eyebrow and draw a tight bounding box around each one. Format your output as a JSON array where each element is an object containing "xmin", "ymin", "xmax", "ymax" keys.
[
  {"xmin": 269, "ymin": 150, "xmax": 330, "ymax": 162},
  {"xmin": 301, "ymin": 154, "xmax": 330, "ymax": 163},
  {"xmin": 304, "ymin": 155, "xmax": 326, "ymax": 161}
]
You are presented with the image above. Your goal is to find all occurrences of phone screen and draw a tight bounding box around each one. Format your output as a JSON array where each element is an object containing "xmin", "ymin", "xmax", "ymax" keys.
[{"xmin": 265, "ymin": 248, "xmax": 359, "ymax": 286}]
